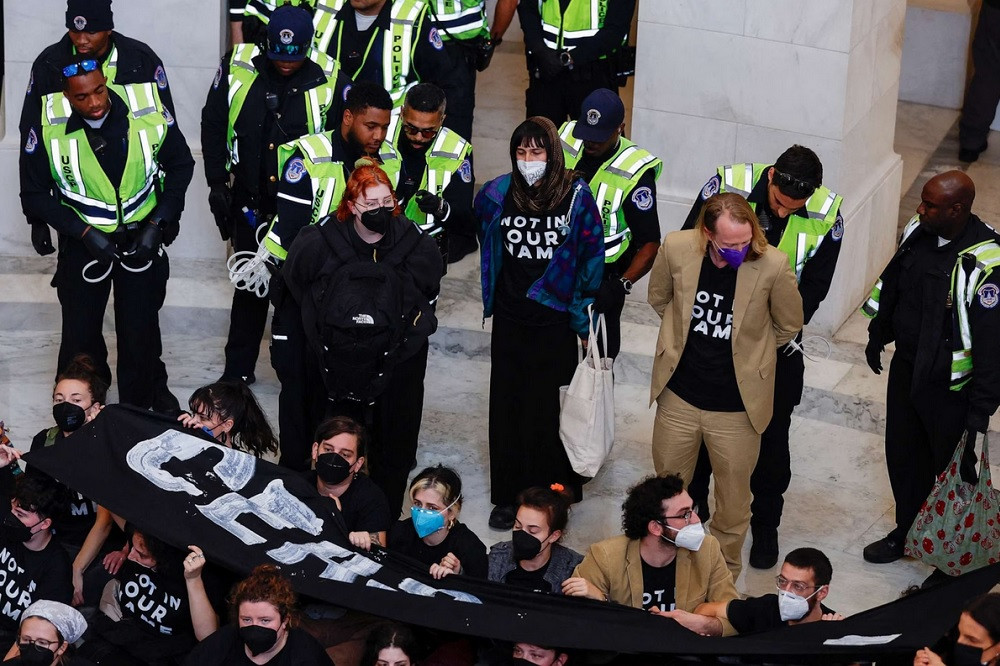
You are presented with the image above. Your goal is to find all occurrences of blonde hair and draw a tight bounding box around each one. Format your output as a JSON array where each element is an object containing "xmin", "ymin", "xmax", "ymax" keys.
[
  {"xmin": 694, "ymin": 192, "xmax": 769, "ymax": 261},
  {"xmin": 408, "ymin": 465, "xmax": 462, "ymax": 518}
]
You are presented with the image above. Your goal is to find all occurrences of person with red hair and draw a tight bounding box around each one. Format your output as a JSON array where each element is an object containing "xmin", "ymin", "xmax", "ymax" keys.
[{"xmin": 283, "ymin": 161, "xmax": 443, "ymax": 515}]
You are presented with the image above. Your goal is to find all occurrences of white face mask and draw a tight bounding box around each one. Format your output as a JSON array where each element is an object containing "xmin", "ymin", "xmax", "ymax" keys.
[
  {"xmin": 660, "ymin": 521, "xmax": 705, "ymax": 552},
  {"xmin": 516, "ymin": 159, "xmax": 547, "ymax": 186},
  {"xmin": 776, "ymin": 586, "xmax": 823, "ymax": 622}
]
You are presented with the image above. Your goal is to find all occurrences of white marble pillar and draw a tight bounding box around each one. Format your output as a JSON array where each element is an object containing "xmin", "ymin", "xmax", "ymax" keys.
[
  {"xmin": 631, "ymin": 0, "xmax": 906, "ymax": 335},
  {"xmin": 0, "ymin": 0, "xmax": 227, "ymax": 260}
]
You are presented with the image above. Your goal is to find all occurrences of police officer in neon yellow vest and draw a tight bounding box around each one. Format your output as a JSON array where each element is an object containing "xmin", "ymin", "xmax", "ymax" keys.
[
  {"xmin": 682, "ymin": 146, "xmax": 844, "ymax": 570},
  {"xmin": 20, "ymin": 61, "xmax": 194, "ymax": 412},
  {"xmin": 231, "ymin": 0, "xmax": 318, "ymax": 48},
  {"xmin": 378, "ymin": 83, "xmax": 477, "ymax": 270},
  {"xmin": 201, "ymin": 6, "xmax": 348, "ymax": 386},
  {"xmin": 518, "ymin": 0, "xmax": 635, "ymax": 125},
  {"xmin": 559, "ymin": 89, "xmax": 661, "ymax": 358},
  {"xmin": 861, "ymin": 171, "xmax": 1000, "ymax": 568}
]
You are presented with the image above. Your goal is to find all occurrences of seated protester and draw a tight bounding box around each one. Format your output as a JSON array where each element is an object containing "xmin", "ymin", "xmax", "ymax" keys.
[
  {"xmin": 177, "ymin": 381, "xmax": 279, "ymax": 458},
  {"xmin": 915, "ymin": 593, "xmax": 1000, "ymax": 666},
  {"xmin": 184, "ymin": 564, "xmax": 332, "ymax": 666},
  {"xmin": 361, "ymin": 622, "xmax": 420, "ymax": 666},
  {"xmin": 388, "ymin": 466, "xmax": 487, "ymax": 579},
  {"xmin": 78, "ymin": 528, "xmax": 219, "ymax": 666},
  {"xmin": 3, "ymin": 600, "xmax": 91, "ymax": 666},
  {"xmin": 308, "ymin": 416, "xmax": 391, "ymax": 551},
  {"xmin": 512, "ymin": 642, "xmax": 569, "ymax": 666},
  {"xmin": 488, "ymin": 485, "xmax": 582, "ymax": 593},
  {"xmin": 694, "ymin": 547, "xmax": 843, "ymax": 635},
  {"xmin": 562, "ymin": 475, "xmax": 738, "ymax": 636},
  {"xmin": 0, "ymin": 474, "xmax": 73, "ymax": 650}
]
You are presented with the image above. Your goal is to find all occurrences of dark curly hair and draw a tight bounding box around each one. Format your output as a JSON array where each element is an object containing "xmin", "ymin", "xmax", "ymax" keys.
[
  {"xmin": 621, "ymin": 475, "xmax": 684, "ymax": 540},
  {"xmin": 124, "ymin": 523, "xmax": 185, "ymax": 580},
  {"xmin": 55, "ymin": 353, "xmax": 108, "ymax": 405},
  {"xmin": 360, "ymin": 622, "xmax": 420, "ymax": 665},
  {"xmin": 229, "ymin": 564, "xmax": 299, "ymax": 627},
  {"xmin": 188, "ymin": 381, "xmax": 278, "ymax": 458}
]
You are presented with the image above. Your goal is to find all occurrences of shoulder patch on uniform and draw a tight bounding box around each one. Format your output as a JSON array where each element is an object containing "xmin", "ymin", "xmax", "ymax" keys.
[
  {"xmin": 25, "ymin": 71, "xmax": 33, "ymax": 96},
  {"xmin": 631, "ymin": 186, "xmax": 653, "ymax": 211},
  {"xmin": 284, "ymin": 157, "xmax": 306, "ymax": 184},
  {"xmin": 24, "ymin": 128, "xmax": 38, "ymax": 154},
  {"xmin": 978, "ymin": 283, "xmax": 999, "ymax": 309},
  {"xmin": 213, "ymin": 65, "xmax": 222, "ymax": 90},
  {"xmin": 701, "ymin": 174, "xmax": 720, "ymax": 200},
  {"xmin": 831, "ymin": 212, "xmax": 844, "ymax": 241},
  {"xmin": 154, "ymin": 65, "xmax": 168, "ymax": 90},
  {"xmin": 458, "ymin": 159, "xmax": 472, "ymax": 183},
  {"xmin": 342, "ymin": 83, "xmax": 352, "ymax": 102},
  {"xmin": 429, "ymin": 27, "xmax": 444, "ymax": 51},
  {"xmin": 162, "ymin": 108, "xmax": 175, "ymax": 127}
]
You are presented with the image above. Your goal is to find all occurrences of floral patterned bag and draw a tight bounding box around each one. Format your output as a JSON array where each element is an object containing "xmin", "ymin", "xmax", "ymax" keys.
[{"xmin": 905, "ymin": 432, "xmax": 1000, "ymax": 575}]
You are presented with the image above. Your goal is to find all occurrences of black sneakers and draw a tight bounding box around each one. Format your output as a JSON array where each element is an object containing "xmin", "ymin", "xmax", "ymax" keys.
[
  {"xmin": 749, "ymin": 529, "xmax": 779, "ymax": 569},
  {"xmin": 863, "ymin": 537, "xmax": 904, "ymax": 564}
]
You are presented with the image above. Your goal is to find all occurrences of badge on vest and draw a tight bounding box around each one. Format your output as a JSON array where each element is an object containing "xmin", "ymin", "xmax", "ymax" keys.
[
  {"xmin": 213, "ymin": 65, "xmax": 222, "ymax": 90},
  {"xmin": 701, "ymin": 174, "xmax": 720, "ymax": 200},
  {"xmin": 632, "ymin": 186, "xmax": 653, "ymax": 211},
  {"xmin": 163, "ymin": 108, "xmax": 175, "ymax": 127},
  {"xmin": 73, "ymin": 15, "xmax": 87, "ymax": 30},
  {"xmin": 285, "ymin": 157, "xmax": 306, "ymax": 184},
  {"xmin": 429, "ymin": 27, "xmax": 444, "ymax": 51},
  {"xmin": 978, "ymin": 283, "xmax": 999, "ymax": 309},
  {"xmin": 24, "ymin": 128, "xmax": 38, "ymax": 154},
  {"xmin": 154, "ymin": 66, "xmax": 168, "ymax": 90},
  {"xmin": 458, "ymin": 159, "xmax": 472, "ymax": 183},
  {"xmin": 831, "ymin": 213, "xmax": 844, "ymax": 242}
]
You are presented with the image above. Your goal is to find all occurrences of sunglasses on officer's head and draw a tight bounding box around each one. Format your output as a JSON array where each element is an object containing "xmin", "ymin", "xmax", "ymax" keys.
[
  {"xmin": 772, "ymin": 170, "xmax": 817, "ymax": 199},
  {"xmin": 62, "ymin": 59, "xmax": 99, "ymax": 78},
  {"xmin": 268, "ymin": 43, "xmax": 305, "ymax": 57}
]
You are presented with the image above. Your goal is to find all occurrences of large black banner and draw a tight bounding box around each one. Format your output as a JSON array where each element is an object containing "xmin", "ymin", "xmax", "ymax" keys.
[{"xmin": 22, "ymin": 406, "xmax": 1000, "ymax": 660}]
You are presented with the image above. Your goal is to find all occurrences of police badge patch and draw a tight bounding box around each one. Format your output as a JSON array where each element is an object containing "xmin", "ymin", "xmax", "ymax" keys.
[
  {"xmin": 978, "ymin": 283, "xmax": 999, "ymax": 309},
  {"xmin": 458, "ymin": 159, "xmax": 472, "ymax": 183},
  {"xmin": 429, "ymin": 27, "xmax": 444, "ymax": 51},
  {"xmin": 24, "ymin": 128, "xmax": 38, "ymax": 154},
  {"xmin": 163, "ymin": 108, "xmax": 175, "ymax": 127},
  {"xmin": 701, "ymin": 175, "xmax": 720, "ymax": 200},
  {"xmin": 831, "ymin": 213, "xmax": 844, "ymax": 241},
  {"xmin": 586, "ymin": 109, "xmax": 601, "ymax": 125},
  {"xmin": 154, "ymin": 66, "xmax": 168, "ymax": 90},
  {"xmin": 280, "ymin": 29, "xmax": 294, "ymax": 45},
  {"xmin": 73, "ymin": 15, "xmax": 87, "ymax": 30},
  {"xmin": 285, "ymin": 157, "xmax": 306, "ymax": 184},
  {"xmin": 631, "ymin": 186, "xmax": 653, "ymax": 211}
]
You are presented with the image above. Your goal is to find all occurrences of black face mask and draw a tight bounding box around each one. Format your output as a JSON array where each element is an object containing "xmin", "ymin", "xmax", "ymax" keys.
[
  {"xmin": 18, "ymin": 642, "xmax": 56, "ymax": 665},
  {"xmin": 360, "ymin": 206, "xmax": 392, "ymax": 234},
  {"xmin": 3, "ymin": 513, "xmax": 37, "ymax": 543},
  {"xmin": 511, "ymin": 529, "xmax": 547, "ymax": 562},
  {"xmin": 953, "ymin": 642, "xmax": 990, "ymax": 666},
  {"xmin": 239, "ymin": 624, "xmax": 279, "ymax": 656},
  {"xmin": 316, "ymin": 452, "xmax": 353, "ymax": 485},
  {"xmin": 53, "ymin": 402, "xmax": 87, "ymax": 432},
  {"xmin": 510, "ymin": 659, "xmax": 534, "ymax": 666}
]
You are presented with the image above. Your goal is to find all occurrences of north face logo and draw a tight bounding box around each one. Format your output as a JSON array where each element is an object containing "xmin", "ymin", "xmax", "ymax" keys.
[{"xmin": 352, "ymin": 314, "xmax": 375, "ymax": 325}]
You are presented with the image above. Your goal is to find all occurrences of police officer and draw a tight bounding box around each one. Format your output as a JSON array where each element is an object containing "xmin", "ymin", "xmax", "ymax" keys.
[
  {"xmin": 683, "ymin": 146, "xmax": 845, "ymax": 569},
  {"xmin": 379, "ymin": 83, "xmax": 477, "ymax": 268},
  {"xmin": 233, "ymin": 0, "xmax": 318, "ymax": 48},
  {"xmin": 518, "ymin": 0, "xmax": 636, "ymax": 125},
  {"xmin": 20, "ymin": 61, "xmax": 194, "ymax": 411},
  {"xmin": 558, "ymin": 88, "xmax": 661, "ymax": 358},
  {"xmin": 201, "ymin": 5, "xmax": 347, "ymax": 385},
  {"xmin": 862, "ymin": 171, "xmax": 1000, "ymax": 565},
  {"xmin": 267, "ymin": 81, "xmax": 393, "ymax": 470}
]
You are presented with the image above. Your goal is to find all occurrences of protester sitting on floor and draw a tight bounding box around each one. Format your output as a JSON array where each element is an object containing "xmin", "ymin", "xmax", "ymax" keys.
[
  {"xmin": 308, "ymin": 416, "xmax": 392, "ymax": 551},
  {"xmin": 388, "ymin": 465, "xmax": 487, "ymax": 579},
  {"xmin": 78, "ymin": 526, "xmax": 220, "ymax": 666},
  {"xmin": 177, "ymin": 380, "xmax": 279, "ymax": 458},
  {"xmin": 488, "ymin": 484, "xmax": 583, "ymax": 593},
  {"xmin": 184, "ymin": 564, "xmax": 332, "ymax": 665},
  {"xmin": 3, "ymin": 600, "xmax": 90, "ymax": 665},
  {"xmin": 915, "ymin": 593, "xmax": 1000, "ymax": 666},
  {"xmin": 512, "ymin": 642, "xmax": 569, "ymax": 666},
  {"xmin": 693, "ymin": 547, "xmax": 844, "ymax": 634},
  {"xmin": 360, "ymin": 622, "xmax": 420, "ymax": 666},
  {"xmin": 562, "ymin": 474, "xmax": 739, "ymax": 636}
]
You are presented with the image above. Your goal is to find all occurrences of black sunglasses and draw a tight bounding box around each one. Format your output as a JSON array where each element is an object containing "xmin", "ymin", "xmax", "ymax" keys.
[
  {"xmin": 772, "ymin": 170, "xmax": 816, "ymax": 199},
  {"xmin": 402, "ymin": 123, "xmax": 440, "ymax": 139},
  {"xmin": 268, "ymin": 42, "xmax": 305, "ymax": 57},
  {"xmin": 62, "ymin": 59, "xmax": 99, "ymax": 78}
]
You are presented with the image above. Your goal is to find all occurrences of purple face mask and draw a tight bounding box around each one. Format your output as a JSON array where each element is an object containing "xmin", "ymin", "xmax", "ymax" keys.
[{"xmin": 713, "ymin": 241, "xmax": 749, "ymax": 268}]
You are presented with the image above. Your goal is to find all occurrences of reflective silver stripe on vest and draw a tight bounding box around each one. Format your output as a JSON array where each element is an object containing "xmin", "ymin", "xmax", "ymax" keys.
[
  {"xmin": 807, "ymin": 191, "xmax": 837, "ymax": 220},
  {"xmin": 300, "ymin": 135, "xmax": 337, "ymax": 164},
  {"xmin": 721, "ymin": 165, "xmax": 750, "ymax": 197}
]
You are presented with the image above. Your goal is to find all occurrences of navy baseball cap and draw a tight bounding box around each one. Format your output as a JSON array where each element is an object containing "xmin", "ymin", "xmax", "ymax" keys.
[
  {"xmin": 572, "ymin": 88, "xmax": 626, "ymax": 143},
  {"xmin": 66, "ymin": 0, "xmax": 114, "ymax": 32},
  {"xmin": 267, "ymin": 5, "xmax": 313, "ymax": 62}
]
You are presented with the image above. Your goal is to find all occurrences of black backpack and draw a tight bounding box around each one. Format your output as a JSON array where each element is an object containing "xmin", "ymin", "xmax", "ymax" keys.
[{"xmin": 314, "ymin": 219, "xmax": 422, "ymax": 405}]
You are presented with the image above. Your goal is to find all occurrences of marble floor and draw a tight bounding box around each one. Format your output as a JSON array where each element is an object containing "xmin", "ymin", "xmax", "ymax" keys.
[{"xmin": 5, "ymin": 47, "xmax": 1000, "ymax": 620}]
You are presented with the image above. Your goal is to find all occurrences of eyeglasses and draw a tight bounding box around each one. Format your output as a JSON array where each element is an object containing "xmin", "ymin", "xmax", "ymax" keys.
[
  {"xmin": 402, "ymin": 123, "xmax": 440, "ymax": 139},
  {"xmin": 660, "ymin": 508, "xmax": 697, "ymax": 525},
  {"xmin": 62, "ymin": 59, "xmax": 99, "ymax": 78},
  {"xmin": 268, "ymin": 43, "xmax": 305, "ymax": 57},
  {"xmin": 18, "ymin": 637, "xmax": 60, "ymax": 650},
  {"xmin": 355, "ymin": 196, "xmax": 396, "ymax": 212},
  {"xmin": 772, "ymin": 170, "xmax": 816, "ymax": 199},
  {"xmin": 775, "ymin": 575, "xmax": 820, "ymax": 595}
]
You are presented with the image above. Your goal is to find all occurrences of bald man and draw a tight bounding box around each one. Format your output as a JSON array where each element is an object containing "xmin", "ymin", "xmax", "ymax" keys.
[{"xmin": 861, "ymin": 171, "xmax": 1000, "ymax": 565}]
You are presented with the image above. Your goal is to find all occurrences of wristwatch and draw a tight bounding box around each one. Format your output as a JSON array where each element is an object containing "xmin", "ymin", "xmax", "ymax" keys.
[{"xmin": 619, "ymin": 277, "xmax": 633, "ymax": 294}]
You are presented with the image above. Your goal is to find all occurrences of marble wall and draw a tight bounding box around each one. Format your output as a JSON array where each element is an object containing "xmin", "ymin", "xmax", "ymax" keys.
[{"xmin": 631, "ymin": 0, "xmax": 906, "ymax": 335}]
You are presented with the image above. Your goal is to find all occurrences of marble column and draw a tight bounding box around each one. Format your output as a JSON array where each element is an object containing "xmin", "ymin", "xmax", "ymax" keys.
[
  {"xmin": 0, "ymin": 0, "xmax": 227, "ymax": 260},
  {"xmin": 631, "ymin": 0, "xmax": 906, "ymax": 335}
]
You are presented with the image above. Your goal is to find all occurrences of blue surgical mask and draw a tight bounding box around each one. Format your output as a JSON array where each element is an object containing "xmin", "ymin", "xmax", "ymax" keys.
[{"xmin": 410, "ymin": 496, "xmax": 461, "ymax": 538}]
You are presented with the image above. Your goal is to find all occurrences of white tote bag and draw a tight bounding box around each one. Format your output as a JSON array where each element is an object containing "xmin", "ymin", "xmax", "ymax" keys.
[{"xmin": 559, "ymin": 305, "xmax": 615, "ymax": 478}]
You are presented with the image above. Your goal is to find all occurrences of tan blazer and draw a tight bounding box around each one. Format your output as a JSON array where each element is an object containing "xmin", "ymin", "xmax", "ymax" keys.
[
  {"xmin": 647, "ymin": 229, "xmax": 803, "ymax": 433},
  {"xmin": 572, "ymin": 534, "xmax": 740, "ymax": 636}
]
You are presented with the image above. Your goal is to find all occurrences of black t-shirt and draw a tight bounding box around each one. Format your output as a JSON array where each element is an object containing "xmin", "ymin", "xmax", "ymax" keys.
[
  {"xmin": 305, "ymin": 471, "xmax": 392, "ymax": 534},
  {"xmin": 640, "ymin": 558, "xmax": 675, "ymax": 612},
  {"xmin": 115, "ymin": 560, "xmax": 194, "ymax": 638},
  {"xmin": 667, "ymin": 254, "xmax": 744, "ymax": 411},
  {"xmin": 726, "ymin": 593, "xmax": 835, "ymax": 635},
  {"xmin": 503, "ymin": 559, "xmax": 551, "ymax": 592},
  {"xmin": 29, "ymin": 429, "xmax": 101, "ymax": 550},
  {"xmin": 0, "ymin": 535, "xmax": 73, "ymax": 633},
  {"xmin": 183, "ymin": 624, "xmax": 333, "ymax": 666},
  {"xmin": 493, "ymin": 192, "xmax": 573, "ymax": 326},
  {"xmin": 388, "ymin": 519, "xmax": 488, "ymax": 578}
]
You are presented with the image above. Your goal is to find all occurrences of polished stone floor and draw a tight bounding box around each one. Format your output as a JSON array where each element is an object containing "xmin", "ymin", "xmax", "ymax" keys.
[{"xmin": 4, "ymin": 44, "xmax": 1000, "ymax": 618}]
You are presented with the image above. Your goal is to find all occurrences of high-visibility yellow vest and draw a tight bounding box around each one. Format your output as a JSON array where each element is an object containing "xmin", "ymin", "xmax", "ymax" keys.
[
  {"xmin": 718, "ymin": 162, "xmax": 843, "ymax": 281},
  {"xmin": 40, "ymin": 83, "xmax": 167, "ymax": 233},
  {"xmin": 539, "ymin": 0, "xmax": 622, "ymax": 54},
  {"xmin": 560, "ymin": 121, "xmax": 661, "ymax": 263},
  {"xmin": 426, "ymin": 0, "xmax": 488, "ymax": 41},
  {"xmin": 243, "ymin": 0, "xmax": 317, "ymax": 23}
]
